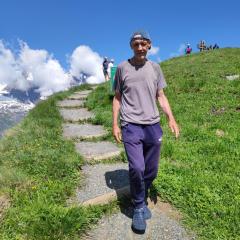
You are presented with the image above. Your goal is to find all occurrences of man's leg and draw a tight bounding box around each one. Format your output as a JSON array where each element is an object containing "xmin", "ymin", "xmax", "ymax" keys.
[
  {"xmin": 122, "ymin": 124, "xmax": 145, "ymax": 209},
  {"xmin": 122, "ymin": 123, "xmax": 147, "ymax": 232},
  {"xmin": 143, "ymin": 143, "xmax": 161, "ymax": 196},
  {"xmin": 143, "ymin": 123, "xmax": 163, "ymax": 199},
  {"xmin": 104, "ymin": 70, "xmax": 108, "ymax": 81}
]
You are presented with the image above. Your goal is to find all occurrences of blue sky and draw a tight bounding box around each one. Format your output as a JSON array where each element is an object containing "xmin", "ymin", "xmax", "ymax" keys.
[{"xmin": 1, "ymin": 0, "xmax": 239, "ymax": 68}]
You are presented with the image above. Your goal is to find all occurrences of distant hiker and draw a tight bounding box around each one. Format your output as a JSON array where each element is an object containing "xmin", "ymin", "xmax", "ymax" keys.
[
  {"xmin": 107, "ymin": 59, "xmax": 114, "ymax": 80},
  {"xmin": 112, "ymin": 30, "xmax": 180, "ymax": 233},
  {"xmin": 103, "ymin": 57, "xmax": 110, "ymax": 81},
  {"xmin": 197, "ymin": 40, "xmax": 206, "ymax": 52},
  {"xmin": 213, "ymin": 43, "xmax": 219, "ymax": 49},
  {"xmin": 208, "ymin": 45, "xmax": 213, "ymax": 50},
  {"xmin": 185, "ymin": 44, "xmax": 192, "ymax": 54}
]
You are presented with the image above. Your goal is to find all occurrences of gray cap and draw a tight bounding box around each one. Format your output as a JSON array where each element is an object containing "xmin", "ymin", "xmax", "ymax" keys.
[{"xmin": 130, "ymin": 30, "xmax": 151, "ymax": 43}]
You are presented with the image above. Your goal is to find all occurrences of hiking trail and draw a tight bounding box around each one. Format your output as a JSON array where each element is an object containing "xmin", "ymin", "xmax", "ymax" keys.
[{"xmin": 58, "ymin": 87, "xmax": 195, "ymax": 240}]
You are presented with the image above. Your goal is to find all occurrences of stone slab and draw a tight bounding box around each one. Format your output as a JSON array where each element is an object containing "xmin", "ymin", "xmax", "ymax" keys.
[
  {"xmin": 90, "ymin": 85, "xmax": 98, "ymax": 90},
  {"xmin": 59, "ymin": 108, "xmax": 94, "ymax": 122},
  {"xmin": 74, "ymin": 90, "xmax": 92, "ymax": 95},
  {"xmin": 67, "ymin": 93, "xmax": 88, "ymax": 100},
  {"xmin": 82, "ymin": 186, "xmax": 130, "ymax": 206},
  {"xmin": 82, "ymin": 200, "xmax": 195, "ymax": 240},
  {"xmin": 68, "ymin": 90, "xmax": 92, "ymax": 100},
  {"xmin": 62, "ymin": 123, "xmax": 107, "ymax": 140},
  {"xmin": 226, "ymin": 74, "xmax": 239, "ymax": 81},
  {"xmin": 57, "ymin": 99, "xmax": 85, "ymax": 108},
  {"xmin": 75, "ymin": 163, "xmax": 129, "ymax": 204},
  {"xmin": 75, "ymin": 141, "xmax": 121, "ymax": 161}
]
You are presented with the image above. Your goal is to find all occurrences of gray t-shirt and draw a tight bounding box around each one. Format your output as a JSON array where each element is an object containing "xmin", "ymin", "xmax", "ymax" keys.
[{"xmin": 114, "ymin": 59, "xmax": 167, "ymax": 125}]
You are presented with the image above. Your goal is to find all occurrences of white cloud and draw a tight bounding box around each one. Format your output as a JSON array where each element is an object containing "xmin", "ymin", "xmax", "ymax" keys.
[
  {"xmin": 170, "ymin": 43, "xmax": 186, "ymax": 58},
  {"xmin": 69, "ymin": 45, "xmax": 104, "ymax": 84},
  {"xmin": 148, "ymin": 45, "xmax": 159, "ymax": 56},
  {"xmin": 0, "ymin": 40, "xmax": 104, "ymax": 98},
  {"xmin": 0, "ymin": 40, "xmax": 70, "ymax": 97},
  {"xmin": 178, "ymin": 44, "xmax": 186, "ymax": 55},
  {"xmin": 0, "ymin": 40, "xmax": 23, "ymax": 90},
  {"xmin": 18, "ymin": 42, "xmax": 70, "ymax": 97}
]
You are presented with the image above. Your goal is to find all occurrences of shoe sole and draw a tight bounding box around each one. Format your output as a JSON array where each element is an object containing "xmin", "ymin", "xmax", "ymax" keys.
[{"xmin": 131, "ymin": 225, "xmax": 146, "ymax": 234}]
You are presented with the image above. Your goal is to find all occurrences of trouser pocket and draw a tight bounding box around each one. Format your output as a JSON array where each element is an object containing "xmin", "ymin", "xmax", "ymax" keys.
[{"xmin": 143, "ymin": 122, "xmax": 163, "ymax": 144}]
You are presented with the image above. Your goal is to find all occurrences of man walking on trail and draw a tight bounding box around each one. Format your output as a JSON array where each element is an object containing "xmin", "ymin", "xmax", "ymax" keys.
[{"xmin": 112, "ymin": 30, "xmax": 180, "ymax": 233}]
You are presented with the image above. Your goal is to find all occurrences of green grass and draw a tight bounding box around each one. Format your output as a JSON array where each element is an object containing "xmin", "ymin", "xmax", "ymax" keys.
[
  {"xmin": 86, "ymin": 48, "xmax": 240, "ymax": 239},
  {"xmin": 0, "ymin": 84, "xmax": 111, "ymax": 240}
]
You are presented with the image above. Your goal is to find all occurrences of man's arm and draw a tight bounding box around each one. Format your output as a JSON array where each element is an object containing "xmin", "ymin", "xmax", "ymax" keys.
[
  {"xmin": 112, "ymin": 92, "xmax": 122, "ymax": 143},
  {"xmin": 157, "ymin": 89, "xmax": 180, "ymax": 138}
]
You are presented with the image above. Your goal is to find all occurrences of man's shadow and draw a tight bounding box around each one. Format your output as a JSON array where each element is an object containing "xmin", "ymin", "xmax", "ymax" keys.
[
  {"xmin": 105, "ymin": 169, "xmax": 132, "ymax": 218},
  {"xmin": 105, "ymin": 169, "xmax": 158, "ymax": 219}
]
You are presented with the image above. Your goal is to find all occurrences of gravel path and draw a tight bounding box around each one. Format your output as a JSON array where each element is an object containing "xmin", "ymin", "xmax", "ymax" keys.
[{"xmin": 82, "ymin": 201, "xmax": 195, "ymax": 240}]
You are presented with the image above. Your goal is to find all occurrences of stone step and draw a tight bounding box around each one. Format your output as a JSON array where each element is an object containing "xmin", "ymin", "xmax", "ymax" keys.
[
  {"xmin": 75, "ymin": 141, "xmax": 122, "ymax": 162},
  {"xmin": 82, "ymin": 200, "xmax": 194, "ymax": 240},
  {"xmin": 62, "ymin": 123, "xmax": 108, "ymax": 140},
  {"xmin": 59, "ymin": 108, "xmax": 94, "ymax": 122},
  {"xmin": 57, "ymin": 99, "xmax": 85, "ymax": 108},
  {"xmin": 90, "ymin": 85, "xmax": 98, "ymax": 90},
  {"xmin": 75, "ymin": 90, "xmax": 92, "ymax": 95},
  {"xmin": 68, "ymin": 90, "xmax": 92, "ymax": 100},
  {"xmin": 82, "ymin": 186, "xmax": 130, "ymax": 206},
  {"xmin": 72, "ymin": 163, "xmax": 129, "ymax": 205},
  {"xmin": 68, "ymin": 94, "xmax": 88, "ymax": 100}
]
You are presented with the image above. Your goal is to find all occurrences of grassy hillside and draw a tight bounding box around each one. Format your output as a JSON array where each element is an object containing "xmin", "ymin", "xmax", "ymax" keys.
[
  {"xmin": 86, "ymin": 48, "xmax": 240, "ymax": 239},
  {"xmin": 0, "ymin": 84, "xmax": 111, "ymax": 240}
]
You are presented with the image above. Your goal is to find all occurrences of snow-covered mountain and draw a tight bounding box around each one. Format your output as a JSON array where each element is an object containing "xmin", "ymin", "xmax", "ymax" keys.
[{"xmin": 0, "ymin": 88, "xmax": 38, "ymax": 137}]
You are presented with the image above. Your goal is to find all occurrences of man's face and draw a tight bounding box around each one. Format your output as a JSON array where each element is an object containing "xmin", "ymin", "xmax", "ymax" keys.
[{"xmin": 131, "ymin": 38, "xmax": 151, "ymax": 61}]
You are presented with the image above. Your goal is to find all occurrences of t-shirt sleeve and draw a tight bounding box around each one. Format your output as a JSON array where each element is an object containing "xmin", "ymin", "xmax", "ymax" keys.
[
  {"xmin": 157, "ymin": 65, "xmax": 167, "ymax": 90},
  {"xmin": 113, "ymin": 66, "xmax": 122, "ymax": 94}
]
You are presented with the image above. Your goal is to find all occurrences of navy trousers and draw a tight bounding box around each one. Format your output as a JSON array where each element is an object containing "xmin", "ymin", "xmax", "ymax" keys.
[{"xmin": 121, "ymin": 122, "xmax": 163, "ymax": 208}]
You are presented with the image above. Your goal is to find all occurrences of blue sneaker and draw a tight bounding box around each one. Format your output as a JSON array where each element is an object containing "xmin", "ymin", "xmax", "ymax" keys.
[
  {"xmin": 143, "ymin": 205, "xmax": 152, "ymax": 220},
  {"xmin": 132, "ymin": 207, "xmax": 146, "ymax": 233}
]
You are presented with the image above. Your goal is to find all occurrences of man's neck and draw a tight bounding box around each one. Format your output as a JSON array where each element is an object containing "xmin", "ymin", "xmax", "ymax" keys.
[{"xmin": 131, "ymin": 57, "xmax": 147, "ymax": 66}]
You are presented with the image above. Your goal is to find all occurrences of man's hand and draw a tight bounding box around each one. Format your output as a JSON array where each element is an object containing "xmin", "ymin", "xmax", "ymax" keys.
[
  {"xmin": 113, "ymin": 125, "xmax": 122, "ymax": 143},
  {"xmin": 168, "ymin": 118, "xmax": 180, "ymax": 138},
  {"xmin": 157, "ymin": 89, "xmax": 180, "ymax": 139}
]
